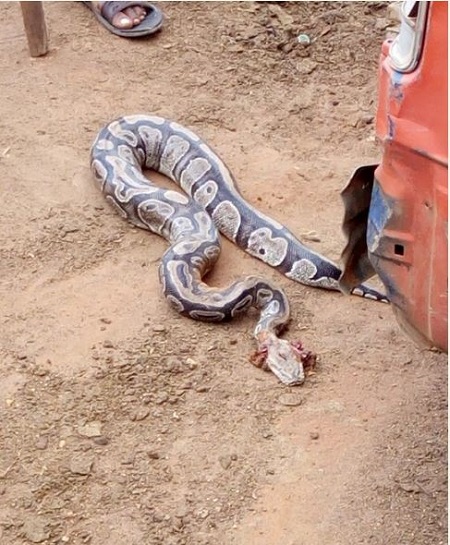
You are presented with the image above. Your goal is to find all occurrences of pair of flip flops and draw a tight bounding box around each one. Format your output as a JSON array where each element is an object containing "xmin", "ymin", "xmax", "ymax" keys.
[{"xmin": 84, "ymin": 1, "xmax": 163, "ymax": 38}]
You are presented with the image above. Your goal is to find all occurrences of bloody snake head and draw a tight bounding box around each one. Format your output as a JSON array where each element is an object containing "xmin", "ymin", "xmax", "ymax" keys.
[{"xmin": 251, "ymin": 334, "xmax": 316, "ymax": 386}]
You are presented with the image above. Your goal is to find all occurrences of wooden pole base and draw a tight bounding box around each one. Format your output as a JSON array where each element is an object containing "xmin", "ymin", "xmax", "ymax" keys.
[{"xmin": 20, "ymin": 2, "xmax": 49, "ymax": 57}]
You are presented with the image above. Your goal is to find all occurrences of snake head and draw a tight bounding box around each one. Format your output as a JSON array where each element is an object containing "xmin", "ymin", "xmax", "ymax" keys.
[{"xmin": 250, "ymin": 334, "xmax": 316, "ymax": 386}]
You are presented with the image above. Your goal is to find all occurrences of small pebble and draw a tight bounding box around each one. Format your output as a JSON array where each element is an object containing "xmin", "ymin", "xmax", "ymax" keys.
[
  {"xmin": 278, "ymin": 393, "xmax": 303, "ymax": 407},
  {"xmin": 69, "ymin": 456, "xmax": 94, "ymax": 475},
  {"xmin": 398, "ymin": 482, "xmax": 419, "ymax": 493},
  {"xmin": 375, "ymin": 17, "xmax": 390, "ymax": 31},
  {"xmin": 186, "ymin": 358, "xmax": 198, "ymax": 369},
  {"xmin": 297, "ymin": 33, "xmax": 311, "ymax": 45},
  {"xmin": 302, "ymin": 230, "xmax": 321, "ymax": 243},
  {"xmin": 172, "ymin": 517, "xmax": 183, "ymax": 531},
  {"xmin": 155, "ymin": 392, "xmax": 169, "ymax": 405},
  {"xmin": 131, "ymin": 408, "xmax": 150, "ymax": 421},
  {"xmin": 153, "ymin": 325, "xmax": 166, "ymax": 333},
  {"xmin": 103, "ymin": 340, "xmax": 114, "ymax": 348},
  {"xmin": 121, "ymin": 454, "xmax": 135, "ymax": 466},
  {"xmin": 35, "ymin": 436, "xmax": 48, "ymax": 450},
  {"xmin": 355, "ymin": 114, "xmax": 375, "ymax": 128},
  {"xmin": 78, "ymin": 421, "xmax": 103, "ymax": 438},
  {"xmin": 310, "ymin": 431, "xmax": 320, "ymax": 440},
  {"xmin": 93, "ymin": 435, "xmax": 109, "ymax": 446},
  {"xmin": 23, "ymin": 518, "xmax": 50, "ymax": 543},
  {"xmin": 100, "ymin": 317, "xmax": 112, "ymax": 324},
  {"xmin": 219, "ymin": 455, "xmax": 232, "ymax": 470},
  {"xmin": 175, "ymin": 507, "xmax": 190, "ymax": 519},
  {"xmin": 197, "ymin": 508, "xmax": 209, "ymax": 520},
  {"xmin": 195, "ymin": 385, "xmax": 210, "ymax": 393}
]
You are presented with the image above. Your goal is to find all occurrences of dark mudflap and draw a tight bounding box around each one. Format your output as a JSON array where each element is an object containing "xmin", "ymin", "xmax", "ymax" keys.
[{"xmin": 339, "ymin": 164, "xmax": 378, "ymax": 294}]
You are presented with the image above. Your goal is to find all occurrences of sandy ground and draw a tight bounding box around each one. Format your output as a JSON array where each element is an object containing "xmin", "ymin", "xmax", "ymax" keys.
[{"xmin": 0, "ymin": 2, "xmax": 447, "ymax": 544}]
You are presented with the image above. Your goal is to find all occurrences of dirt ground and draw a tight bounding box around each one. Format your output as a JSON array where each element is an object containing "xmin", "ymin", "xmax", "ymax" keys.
[{"xmin": 0, "ymin": 2, "xmax": 447, "ymax": 544}]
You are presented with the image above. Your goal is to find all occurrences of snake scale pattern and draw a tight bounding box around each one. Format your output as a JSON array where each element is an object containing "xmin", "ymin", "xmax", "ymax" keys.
[{"xmin": 90, "ymin": 115, "xmax": 386, "ymax": 385}]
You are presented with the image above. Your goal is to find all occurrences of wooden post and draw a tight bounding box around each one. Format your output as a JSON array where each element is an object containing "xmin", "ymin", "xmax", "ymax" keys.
[{"xmin": 20, "ymin": 2, "xmax": 49, "ymax": 57}]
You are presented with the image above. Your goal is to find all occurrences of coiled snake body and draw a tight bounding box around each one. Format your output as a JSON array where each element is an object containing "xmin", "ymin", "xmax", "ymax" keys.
[{"xmin": 90, "ymin": 115, "xmax": 386, "ymax": 385}]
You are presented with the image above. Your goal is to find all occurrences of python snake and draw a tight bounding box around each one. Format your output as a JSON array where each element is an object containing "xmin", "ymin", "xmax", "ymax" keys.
[{"xmin": 90, "ymin": 115, "xmax": 386, "ymax": 386}]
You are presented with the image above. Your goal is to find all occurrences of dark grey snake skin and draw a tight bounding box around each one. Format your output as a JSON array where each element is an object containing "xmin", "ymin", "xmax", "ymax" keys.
[{"xmin": 90, "ymin": 115, "xmax": 386, "ymax": 385}]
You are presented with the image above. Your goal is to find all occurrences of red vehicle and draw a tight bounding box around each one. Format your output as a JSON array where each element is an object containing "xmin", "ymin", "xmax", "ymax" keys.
[{"xmin": 339, "ymin": 1, "xmax": 448, "ymax": 351}]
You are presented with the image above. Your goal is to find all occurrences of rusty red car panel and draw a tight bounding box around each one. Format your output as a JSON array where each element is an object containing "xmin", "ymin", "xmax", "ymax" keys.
[{"xmin": 340, "ymin": 1, "xmax": 448, "ymax": 351}]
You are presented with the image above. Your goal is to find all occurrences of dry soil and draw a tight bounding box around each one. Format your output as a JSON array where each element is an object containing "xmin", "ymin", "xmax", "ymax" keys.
[{"xmin": 0, "ymin": 2, "xmax": 447, "ymax": 545}]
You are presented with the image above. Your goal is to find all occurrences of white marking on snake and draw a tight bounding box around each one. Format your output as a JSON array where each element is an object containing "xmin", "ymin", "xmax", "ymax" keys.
[
  {"xmin": 231, "ymin": 294, "xmax": 253, "ymax": 317},
  {"xmin": 194, "ymin": 180, "xmax": 218, "ymax": 208},
  {"xmin": 164, "ymin": 190, "xmax": 189, "ymax": 205},
  {"xmin": 247, "ymin": 228, "xmax": 288, "ymax": 266},
  {"xmin": 105, "ymin": 155, "xmax": 128, "ymax": 176},
  {"xmin": 122, "ymin": 114, "xmax": 164, "ymax": 126},
  {"xmin": 108, "ymin": 121, "xmax": 138, "ymax": 146},
  {"xmin": 193, "ymin": 211, "xmax": 216, "ymax": 238},
  {"xmin": 170, "ymin": 121, "xmax": 200, "ymax": 142},
  {"xmin": 159, "ymin": 135, "xmax": 190, "ymax": 178},
  {"xmin": 137, "ymin": 125, "xmax": 162, "ymax": 168},
  {"xmin": 204, "ymin": 244, "xmax": 221, "ymax": 261},
  {"xmin": 286, "ymin": 259, "xmax": 317, "ymax": 280},
  {"xmin": 261, "ymin": 299, "xmax": 280, "ymax": 317},
  {"xmin": 172, "ymin": 239, "xmax": 205, "ymax": 256},
  {"xmin": 118, "ymin": 144, "xmax": 136, "ymax": 164},
  {"xmin": 136, "ymin": 147, "xmax": 145, "ymax": 164},
  {"xmin": 180, "ymin": 158, "xmax": 212, "ymax": 194},
  {"xmin": 199, "ymin": 143, "xmax": 236, "ymax": 189},
  {"xmin": 210, "ymin": 292, "xmax": 225, "ymax": 303},
  {"xmin": 105, "ymin": 156, "xmax": 158, "ymax": 200},
  {"xmin": 190, "ymin": 310, "xmax": 225, "ymax": 321},
  {"xmin": 91, "ymin": 159, "xmax": 108, "ymax": 190},
  {"xmin": 211, "ymin": 201, "xmax": 241, "ymax": 240},
  {"xmin": 149, "ymin": 116, "xmax": 166, "ymax": 125},
  {"xmin": 190, "ymin": 255, "xmax": 205, "ymax": 268},
  {"xmin": 256, "ymin": 288, "xmax": 274, "ymax": 306},
  {"xmin": 170, "ymin": 217, "xmax": 195, "ymax": 240},
  {"xmin": 122, "ymin": 115, "xmax": 144, "ymax": 125},
  {"xmin": 137, "ymin": 199, "xmax": 175, "ymax": 234},
  {"xmin": 95, "ymin": 138, "xmax": 114, "ymax": 151},
  {"xmin": 286, "ymin": 259, "xmax": 338, "ymax": 289},
  {"xmin": 254, "ymin": 323, "xmax": 263, "ymax": 335},
  {"xmin": 166, "ymin": 294, "xmax": 185, "ymax": 312}
]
